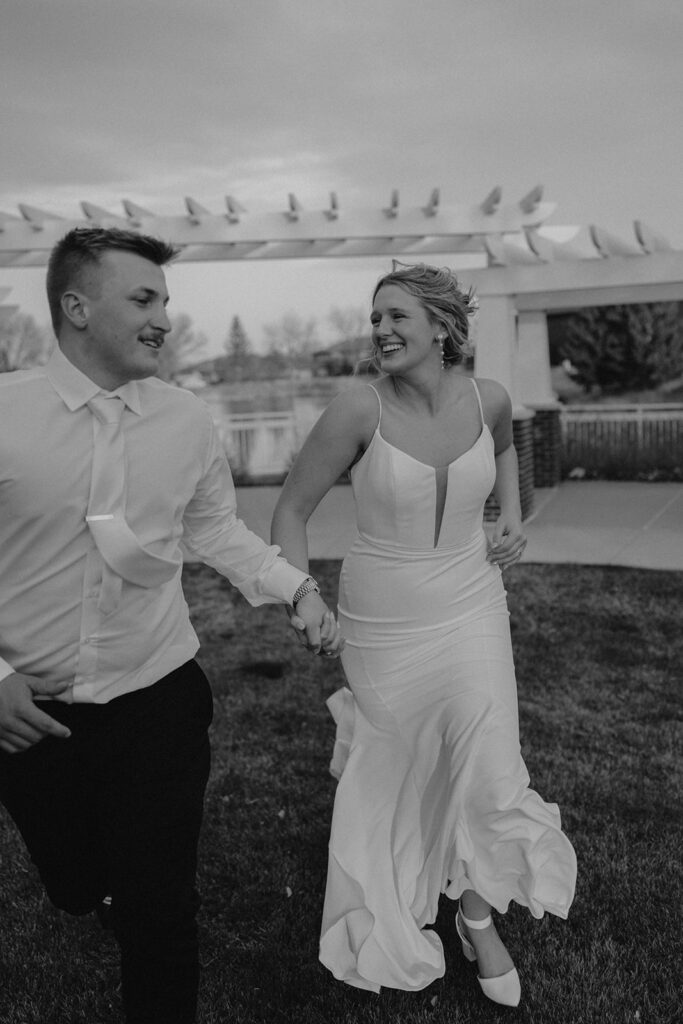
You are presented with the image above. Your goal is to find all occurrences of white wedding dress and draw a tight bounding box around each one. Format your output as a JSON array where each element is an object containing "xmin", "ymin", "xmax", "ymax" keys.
[{"xmin": 320, "ymin": 381, "xmax": 577, "ymax": 992}]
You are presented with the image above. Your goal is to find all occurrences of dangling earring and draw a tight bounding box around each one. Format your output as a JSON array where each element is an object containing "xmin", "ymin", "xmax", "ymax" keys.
[{"xmin": 436, "ymin": 333, "xmax": 446, "ymax": 370}]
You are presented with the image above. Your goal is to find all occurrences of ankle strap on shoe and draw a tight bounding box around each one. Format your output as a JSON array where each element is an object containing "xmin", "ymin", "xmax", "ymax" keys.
[{"xmin": 459, "ymin": 909, "xmax": 493, "ymax": 930}]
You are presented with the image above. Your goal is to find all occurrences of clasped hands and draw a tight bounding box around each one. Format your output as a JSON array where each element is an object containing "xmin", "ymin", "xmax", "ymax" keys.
[
  {"xmin": 287, "ymin": 592, "xmax": 344, "ymax": 658},
  {"xmin": 486, "ymin": 513, "xmax": 527, "ymax": 571}
]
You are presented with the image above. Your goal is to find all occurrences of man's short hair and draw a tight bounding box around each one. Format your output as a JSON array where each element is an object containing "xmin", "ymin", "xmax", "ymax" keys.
[{"xmin": 46, "ymin": 227, "xmax": 179, "ymax": 334}]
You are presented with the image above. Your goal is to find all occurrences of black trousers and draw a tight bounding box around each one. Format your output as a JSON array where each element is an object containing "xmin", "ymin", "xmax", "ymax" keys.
[{"xmin": 0, "ymin": 659, "xmax": 213, "ymax": 1024}]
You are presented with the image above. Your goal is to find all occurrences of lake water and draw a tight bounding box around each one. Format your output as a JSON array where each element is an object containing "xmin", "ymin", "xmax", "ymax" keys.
[{"xmin": 197, "ymin": 375, "xmax": 360, "ymax": 481}]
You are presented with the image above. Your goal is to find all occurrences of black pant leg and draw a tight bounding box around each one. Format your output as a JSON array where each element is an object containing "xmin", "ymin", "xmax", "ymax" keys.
[
  {"xmin": 0, "ymin": 660, "xmax": 213, "ymax": 1024},
  {"xmin": 92, "ymin": 661, "xmax": 213, "ymax": 1024},
  {"xmin": 0, "ymin": 708, "xmax": 108, "ymax": 914}
]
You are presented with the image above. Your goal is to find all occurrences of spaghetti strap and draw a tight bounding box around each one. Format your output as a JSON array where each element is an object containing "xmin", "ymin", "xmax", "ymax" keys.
[
  {"xmin": 366, "ymin": 383, "xmax": 382, "ymax": 430},
  {"xmin": 470, "ymin": 379, "xmax": 485, "ymax": 431}
]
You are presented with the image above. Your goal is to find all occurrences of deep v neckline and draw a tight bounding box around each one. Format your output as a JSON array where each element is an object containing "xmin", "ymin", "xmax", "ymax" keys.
[
  {"xmin": 364, "ymin": 378, "xmax": 490, "ymax": 548},
  {"xmin": 372, "ymin": 428, "xmax": 491, "ymax": 548},
  {"xmin": 374, "ymin": 424, "xmax": 488, "ymax": 471}
]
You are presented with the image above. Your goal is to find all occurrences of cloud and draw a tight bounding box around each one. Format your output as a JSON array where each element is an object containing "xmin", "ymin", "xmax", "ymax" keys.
[{"xmin": 2, "ymin": 0, "xmax": 683, "ymax": 244}]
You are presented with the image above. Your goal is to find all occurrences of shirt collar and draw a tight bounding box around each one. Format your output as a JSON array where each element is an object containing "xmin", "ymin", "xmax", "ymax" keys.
[{"xmin": 46, "ymin": 346, "xmax": 143, "ymax": 415}]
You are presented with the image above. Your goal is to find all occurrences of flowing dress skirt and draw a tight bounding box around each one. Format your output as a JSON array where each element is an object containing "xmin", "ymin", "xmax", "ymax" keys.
[{"xmin": 321, "ymin": 530, "xmax": 577, "ymax": 993}]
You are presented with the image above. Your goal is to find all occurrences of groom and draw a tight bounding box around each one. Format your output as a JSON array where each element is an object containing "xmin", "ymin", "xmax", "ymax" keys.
[{"xmin": 0, "ymin": 226, "xmax": 339, "ymax": 1023}]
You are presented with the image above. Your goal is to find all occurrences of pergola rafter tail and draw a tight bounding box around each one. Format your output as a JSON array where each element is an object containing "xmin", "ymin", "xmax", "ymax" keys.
[
  {"xmin": 0, "ymin": 187, "xmax": 559, "ymax": 268},
  {"xmin": 0, "ymin": 190, "xmax": 673, "ymax": 273}
]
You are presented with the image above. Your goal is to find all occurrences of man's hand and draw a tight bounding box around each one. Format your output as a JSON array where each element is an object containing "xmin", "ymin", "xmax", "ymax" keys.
[
  {"xmin": 288, "ymin": 592, "xmax": 344, "ymax": 658},
  {"xmin": 0, "ymin": 673, "xmax": 72, "ymax": 754}
]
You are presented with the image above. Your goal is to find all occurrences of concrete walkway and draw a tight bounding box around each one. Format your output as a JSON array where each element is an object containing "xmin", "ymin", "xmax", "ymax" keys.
[
  {"xmin": 522, "ymin": 481, "xmax": 683, "ymax": 570},
  {"xmin": 234, "ymin": 481, "xmax": 683, "ymax": 571}
]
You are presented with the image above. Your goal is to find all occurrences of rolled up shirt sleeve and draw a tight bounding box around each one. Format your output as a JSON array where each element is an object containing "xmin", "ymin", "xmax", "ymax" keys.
[{"xmin": 181, "ymin": 424, "xmax": 309, "ymax": 606}]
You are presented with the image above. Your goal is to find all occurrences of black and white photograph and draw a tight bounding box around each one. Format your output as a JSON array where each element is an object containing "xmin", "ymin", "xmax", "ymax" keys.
[{"xmin": 1, "ymin": 2, "xmax": 681, "ymax": 1022}]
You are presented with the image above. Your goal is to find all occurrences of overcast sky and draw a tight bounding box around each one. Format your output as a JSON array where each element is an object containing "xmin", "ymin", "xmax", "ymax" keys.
[{"xmin": 3, "ymin": 0, "xmax": 683, "ymax": 353}]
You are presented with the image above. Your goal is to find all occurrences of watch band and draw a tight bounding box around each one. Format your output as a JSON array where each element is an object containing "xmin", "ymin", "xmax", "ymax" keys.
[{"xmin": 292, "ymin": 576, "xmax": 320, "ymax": 608}]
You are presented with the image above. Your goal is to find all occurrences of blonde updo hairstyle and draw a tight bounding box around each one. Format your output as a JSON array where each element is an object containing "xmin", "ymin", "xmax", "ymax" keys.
[{"xmin": 371, "ymin": 261, "xmax": 477, "ymax": 370}]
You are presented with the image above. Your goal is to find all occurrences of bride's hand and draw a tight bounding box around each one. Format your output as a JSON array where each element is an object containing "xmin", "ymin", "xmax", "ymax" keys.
[
  {"xmin": 318, "ymin": 609, "xmax": 345, "ymax": 658},
  {"xmin": 487, "ymin": 513, "xmax": 527, "ymax": 570},
  {"xmin": 288, "ymin": 599, "xmax": 345, "ymax": 657}
]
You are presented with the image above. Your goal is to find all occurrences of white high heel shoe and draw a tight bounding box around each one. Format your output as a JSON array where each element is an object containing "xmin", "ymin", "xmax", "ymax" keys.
[{"xmin": 455, "ymin": 907, "xmax": 521, "ymax": 1008}]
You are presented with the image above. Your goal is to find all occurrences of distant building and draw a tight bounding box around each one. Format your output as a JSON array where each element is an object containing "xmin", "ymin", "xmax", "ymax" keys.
[
  {"xmin": 174, "ymin": 369, "xmax": 208, "ymax": 390},
  {"xmin": 312, "ymin": 336, "xmax": 374, "ymax": 376}
]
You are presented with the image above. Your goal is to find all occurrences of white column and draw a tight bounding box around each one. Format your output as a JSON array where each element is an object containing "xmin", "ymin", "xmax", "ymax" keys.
[
  {"xmin": 472, "ymin": 294, "xmax": 518, "ymax": 402},
  {"xmin": 515, "ymin": 311, "xmax": 556, "ymax": 406}
]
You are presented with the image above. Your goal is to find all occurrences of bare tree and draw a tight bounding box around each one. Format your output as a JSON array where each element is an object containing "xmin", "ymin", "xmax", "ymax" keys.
[
  {"xmin": 263, "ymin": 311, "xmax": 319, "ymax": 368},
  {"xmin": 0, "ymin": 312, "xmax": 53, "ymax": 372},
  {"xmin": 156, "ymin": 313, "xmax": 208, "ymax": 382},
  {"xmin": 328, "ymin": 305, "xmax": 367, "ymax": 346},
  {"xmin": 321, "ymin": 305, "xmax": 373, "ymax": 375}
]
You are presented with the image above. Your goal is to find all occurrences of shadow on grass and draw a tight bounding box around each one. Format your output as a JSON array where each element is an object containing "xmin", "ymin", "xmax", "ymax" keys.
[{"xmin": 0, "ymin": 562, "xmax": 681, "ymax": 1023}]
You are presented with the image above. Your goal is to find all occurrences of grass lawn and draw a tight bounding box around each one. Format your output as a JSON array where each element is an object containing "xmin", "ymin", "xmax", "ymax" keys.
[{"xmin": 0, "ymin": 562, "xmax": 681, "ymax": 1024}]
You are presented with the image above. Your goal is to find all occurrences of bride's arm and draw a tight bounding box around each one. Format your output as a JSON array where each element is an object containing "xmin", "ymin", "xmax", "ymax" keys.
[
  {"xmin": 477, "ymin": 379, "xmax": 526, "ymax": 569},
  {"xmin": 271, "ymin": 386, "xmax": 376, "ymax": 572}
]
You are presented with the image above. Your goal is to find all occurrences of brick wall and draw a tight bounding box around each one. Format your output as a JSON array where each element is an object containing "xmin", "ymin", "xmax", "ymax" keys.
[
  {"xmin": 484, "ymin": 411, "xmax": 535, "ymax": 522},
  {"xmin": 530, "ymin": 405, "xmax": 563, "ymax": 487}
]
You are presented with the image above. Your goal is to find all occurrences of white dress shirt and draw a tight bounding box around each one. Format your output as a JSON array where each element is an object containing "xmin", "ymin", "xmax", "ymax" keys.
[{"xmin": 0, "ymin": 347, "xmax": 308, "ymax": 702}]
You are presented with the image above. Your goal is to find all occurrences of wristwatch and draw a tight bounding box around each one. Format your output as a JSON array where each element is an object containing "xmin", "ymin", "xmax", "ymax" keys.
[{"xmin": 292, "ymin": 576, "xmax": 320, "ymax": 608}]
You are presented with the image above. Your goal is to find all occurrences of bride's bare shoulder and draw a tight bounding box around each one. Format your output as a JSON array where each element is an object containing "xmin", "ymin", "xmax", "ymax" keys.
[
  {"xmin": 473, "ymin": 377, "xmax": 512, "ymax": 418},
  {"xmin": 318, "ymin": 380, "xmax": 382, "ymax": 437}
]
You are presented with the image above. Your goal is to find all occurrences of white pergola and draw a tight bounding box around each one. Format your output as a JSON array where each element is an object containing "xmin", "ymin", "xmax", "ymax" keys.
[
  {"xmin": 3, "ymin": 186, "xmax": 683, "ymax": 408},
  {"xmin": 0, "ymin": 187, "xmax": 557, "ymax": 266}
]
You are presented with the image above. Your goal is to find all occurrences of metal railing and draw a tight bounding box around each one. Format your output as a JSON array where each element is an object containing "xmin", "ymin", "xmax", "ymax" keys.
[{"xmin": 560, "ymin": 404, "xmax": 683, "ymax": 475}]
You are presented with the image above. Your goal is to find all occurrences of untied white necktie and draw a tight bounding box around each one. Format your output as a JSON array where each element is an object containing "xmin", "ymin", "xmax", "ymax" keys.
[{"xmin": 85, "ymin": 393, "xmax": 180, "ymax": 612}]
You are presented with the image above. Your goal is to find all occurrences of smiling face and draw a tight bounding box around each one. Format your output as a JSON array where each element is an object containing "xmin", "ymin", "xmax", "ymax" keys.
[
  {"xmin": 66, "ymin": 249, "xmax": 172, "ymax": 389},
  {"xmin": 370, "ymin": 284, "xmax": 440, "ymax": 375}
]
